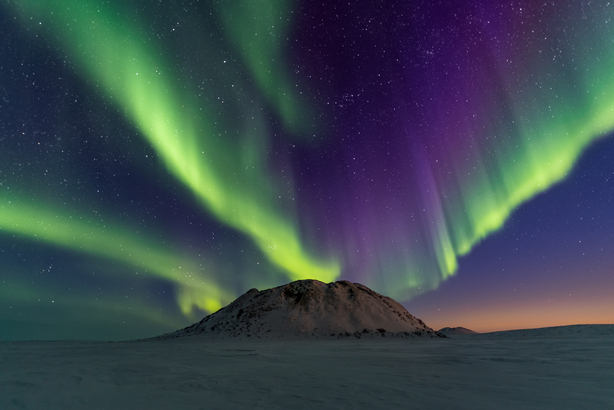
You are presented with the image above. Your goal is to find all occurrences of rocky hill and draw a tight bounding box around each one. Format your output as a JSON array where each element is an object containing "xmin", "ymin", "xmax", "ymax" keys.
[
  {"xmin": 158, "ymin": 280, "xmax": 444, "ymax": 339},
  {"xmin": 438, "ymin": 327, "xmax": 478, "ymax": 336}
]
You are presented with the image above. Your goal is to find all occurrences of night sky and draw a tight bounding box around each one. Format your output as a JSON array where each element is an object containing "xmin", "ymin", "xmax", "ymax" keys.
[{"xmin": 1, "ymin": 0, "xmax": 613, "ymax": 340}]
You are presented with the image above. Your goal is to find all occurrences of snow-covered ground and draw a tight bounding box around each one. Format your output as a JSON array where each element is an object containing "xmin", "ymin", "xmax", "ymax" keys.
[{"xmin": 1, "ymin": 325, "xmax": 613, "ymax": 409}]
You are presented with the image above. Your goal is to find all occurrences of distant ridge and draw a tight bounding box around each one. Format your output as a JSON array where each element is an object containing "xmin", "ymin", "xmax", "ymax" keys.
[
  {"xmin": 437, "ymin": 324, "xmax": 614, "ymax": 338},
  {"xmin": 438, "ymin": 327, "xmax": 478, "ymax": 336},
  {"xmin": 481, "ymin": 324, "xmax": 614, "ymax": 338},
  {"xmin": 158, "ymin": 280, "xmax": 445, "ymax": 340}
]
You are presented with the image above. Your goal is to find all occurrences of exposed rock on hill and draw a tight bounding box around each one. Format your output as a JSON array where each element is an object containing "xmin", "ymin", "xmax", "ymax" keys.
[{"xmin": 159, "ymin": 280, "xmax": 444, "ymax": 339}]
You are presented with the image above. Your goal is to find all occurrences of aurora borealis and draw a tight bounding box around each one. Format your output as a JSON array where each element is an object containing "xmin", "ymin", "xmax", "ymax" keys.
[{"xmin": 1, "ymin": 0, "xmax": 613, "ymax": 339}]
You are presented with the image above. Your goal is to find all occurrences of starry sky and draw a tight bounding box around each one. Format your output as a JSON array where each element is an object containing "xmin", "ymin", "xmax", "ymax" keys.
[{"xmin": 1, "ymin": 0, "xmax": 613, "ymax": 340}]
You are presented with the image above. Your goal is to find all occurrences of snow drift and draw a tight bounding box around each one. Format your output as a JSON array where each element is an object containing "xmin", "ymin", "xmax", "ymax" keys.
[{"xmin": 159, "ymin": 279, "xmax": 444, "ymax": 339}]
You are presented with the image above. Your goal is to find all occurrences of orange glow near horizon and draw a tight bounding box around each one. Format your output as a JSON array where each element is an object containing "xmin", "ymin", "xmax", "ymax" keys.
[
  {"xmin": 418, "ymin": 296, "xmax": 614, "ymax": 333},
  {"xmin": 406, "ymin": 264, "xmax": 614, "ymax": 333}
]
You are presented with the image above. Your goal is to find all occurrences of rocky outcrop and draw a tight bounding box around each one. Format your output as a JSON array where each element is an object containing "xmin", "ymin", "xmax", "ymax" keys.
[{"xmin": 159, "ymin": 280, "xmax": 444, "ymax": 339}]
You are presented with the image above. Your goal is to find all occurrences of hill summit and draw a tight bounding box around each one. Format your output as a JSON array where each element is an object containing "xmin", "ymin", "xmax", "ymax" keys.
[{"xmin": 160, "ymin": 279, "xmax": 444, "ymax": 339}]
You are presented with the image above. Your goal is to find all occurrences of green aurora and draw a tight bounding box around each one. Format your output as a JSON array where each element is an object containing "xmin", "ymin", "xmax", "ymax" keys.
[
  {"xmin": 2, "ymin": 1, "xmax": 614, "ymax": 337},
  {"xmin": 5, "ymin": 0, "xmax": 339, "ymax": 318}
]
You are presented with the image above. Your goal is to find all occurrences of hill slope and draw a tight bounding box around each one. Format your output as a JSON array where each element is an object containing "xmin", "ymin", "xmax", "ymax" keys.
[{"xmin": 159, "ymin": 280, "xmax": 444, "ymax": 339}]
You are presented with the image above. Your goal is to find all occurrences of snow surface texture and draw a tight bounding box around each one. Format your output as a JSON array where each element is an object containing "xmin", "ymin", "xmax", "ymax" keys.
[
  {"xmin": 438, "ymin": 326, "xmax": 478, "ymax": 335},
  {"xmin": 159, "ymin": 280, "xmax": 441, "ymax": 339},
  {"xmin": 1, "ymin": 325, "xmax": 613, "ymax": 409}
]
